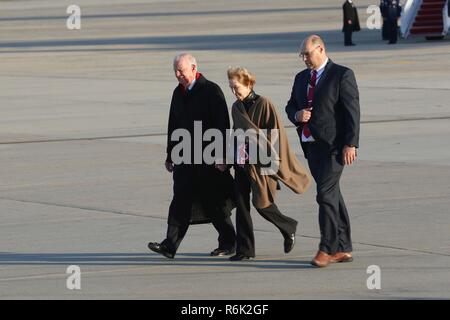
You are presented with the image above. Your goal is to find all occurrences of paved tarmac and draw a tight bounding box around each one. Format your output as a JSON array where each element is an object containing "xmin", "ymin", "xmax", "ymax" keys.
[{"xmin": 0, "ymin": 0, "xmax": 449, "ymax": 300}]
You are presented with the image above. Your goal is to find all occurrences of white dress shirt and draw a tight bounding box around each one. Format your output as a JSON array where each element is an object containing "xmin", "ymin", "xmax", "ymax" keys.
[{"xmin": 187, "ymin": 77, "xmax": 197, "ymax": 91}]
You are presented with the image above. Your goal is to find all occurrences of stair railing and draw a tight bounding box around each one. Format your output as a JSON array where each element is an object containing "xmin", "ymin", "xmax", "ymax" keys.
[
  {"xmin": 443, "ymin": 0, "xmax": 449, "ymax": 35},
  {"xmin": 401, "ymin": 0, "xmax": 423, "ymax": 38}
]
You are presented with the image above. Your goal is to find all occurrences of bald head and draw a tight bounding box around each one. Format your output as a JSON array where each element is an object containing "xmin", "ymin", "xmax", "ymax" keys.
[
  {"xmin": 300, "ymin": 35, "xmax": 328, "ymax": 70},
  {"xmin": 301, "ymin": 35, "xmax": 326, "ymax": 51}
]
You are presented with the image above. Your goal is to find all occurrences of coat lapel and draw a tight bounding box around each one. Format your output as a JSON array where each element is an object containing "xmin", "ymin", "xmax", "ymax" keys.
[
  {"xmin": 314, "ymin": 59, "xmax": 333, "ymax": 98},
  {"xmin": 188, "ymin": 73, "xmax": 205, "ymax": 94},
  {"xmin": 299, "ymin": 71, "xmax": 310, "ymax": 107}
]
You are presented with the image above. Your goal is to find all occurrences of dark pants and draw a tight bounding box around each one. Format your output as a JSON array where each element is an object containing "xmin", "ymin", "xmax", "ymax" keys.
[
  {"xmin": 344, "ymin": 29, "xmax": 353, "ymax": 45},
  {"xmin": 387, "ymin": 19, "xmax": 398, "ymax": 43},
  {"xmin": 161, "ymin": 166, "xmax": 236, "ymax": 255},
  {"xmin": 382, "ymin": 19, "xmax": 389, "ymax": 40},
  {"xmin": 233, "ymin": 166, "xmax": 297, "ymax": 257},
  {"xmin": 305, "ymin": 142, "xmax": 352, "ymax": 255},
  {"xmin": 162, "ymin": 213, "xmax": 236, "ymax": 255}
]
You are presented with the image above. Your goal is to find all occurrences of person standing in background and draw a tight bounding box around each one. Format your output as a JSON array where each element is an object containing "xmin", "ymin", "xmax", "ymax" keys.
[
  {"xmin": 342, "ymin": 0, "xmax": 361, "ymax": 46},
  {"xmin": 380, "ymin": 0, "xmax": 389, "ymax": 40},
  {"xmin": 385, "ymin": 0, "xmax": 402, "ymax": 44}
]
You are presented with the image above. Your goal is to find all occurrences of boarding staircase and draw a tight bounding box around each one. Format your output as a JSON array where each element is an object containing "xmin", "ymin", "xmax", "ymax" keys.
[{"xmin": 401, "ymin": 0, "xmax": 449, "ymax": 39}]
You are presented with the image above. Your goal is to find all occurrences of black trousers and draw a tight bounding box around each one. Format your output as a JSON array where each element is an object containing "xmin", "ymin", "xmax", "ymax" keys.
[
  {"xmin": 305, "ymin": 142, "xmax": 352, "ymax": 254},
  {"xmin": 344, "ymin": 29, "xmax": 353, "ymax": 45},
  {"xmin": 387, "ymin": 19, "xmax": 398, "ymax": 43},
  {"xmin": 162, "ymin": 213, "xmax": 235, "ymax": 255},
  {"xmin": 233, "ymin": 166, "xmax": 297, "ymax": 257},
  {"xmin": 382, "ymin": 18, "xmax": 389, "ymax": 40},
  {"xmin": 161, "ymin": 167, "xmax": 236, "ymax": 255}
]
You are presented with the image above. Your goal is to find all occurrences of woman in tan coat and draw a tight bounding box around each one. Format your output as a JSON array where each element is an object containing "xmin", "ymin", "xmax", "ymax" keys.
[{"xmin": 224, "ymin": 67, "xmax": 311, "ymax": 261}]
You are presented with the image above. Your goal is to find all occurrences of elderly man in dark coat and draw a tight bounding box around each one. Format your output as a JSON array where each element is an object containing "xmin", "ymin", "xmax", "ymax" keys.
[
  {"xmin": 148, "ymin": 53, "xmax": 236, "ymax": 259},
  {"xmin": 342, "ymin": 0, "xmax": 361, "ymax": 46}
]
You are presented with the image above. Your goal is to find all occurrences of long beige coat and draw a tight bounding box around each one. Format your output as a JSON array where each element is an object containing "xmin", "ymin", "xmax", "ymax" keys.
[{"xmin": 232, "ymin": 96, "xmax": 311, "ymax": 208}]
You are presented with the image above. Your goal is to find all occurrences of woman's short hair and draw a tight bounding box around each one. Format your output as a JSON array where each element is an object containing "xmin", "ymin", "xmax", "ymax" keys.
[{"xmin": 227, "ymin": 67, "xmax": 256, "ymax": 88}]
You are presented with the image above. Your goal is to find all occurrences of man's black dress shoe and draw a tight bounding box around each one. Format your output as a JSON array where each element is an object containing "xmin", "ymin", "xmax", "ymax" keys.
[
  {"xmin": 210, "ymin": 248, "xmax": 235, "ymax": 256},
  {"xmin": 148, "ymin": 242, "xmax": 174, "ymax": 259},
  {"xmin": 229, "ymin": 253, "xmax": 254, "ymax": 261},
  {"xmin": 283, "ymin": 233, "xmax": 295, "ymax": 254}
]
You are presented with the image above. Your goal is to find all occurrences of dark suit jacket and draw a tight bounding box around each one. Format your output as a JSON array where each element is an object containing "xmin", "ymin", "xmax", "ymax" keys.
[{"xmin": 285, "ymin": 60, "xmax": 360, "ymax": 157}]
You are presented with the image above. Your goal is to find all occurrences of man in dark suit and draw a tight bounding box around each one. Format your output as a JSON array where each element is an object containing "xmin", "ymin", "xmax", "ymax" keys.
[
  {"xmin": 380, "ymin": 0, "xmax": 389, "ymax": 40},
  {"xmin": 148, "ymin": 53, "xmax": 236, "ymax": 259},
  {"xmin": 383, "ymin": 0, "xmax": 402, "ymax": 44},
  {"xmin": 285, "ymin": 35, "xmax": 360, "ymax": 267},
  {"xmin": 342, "ymin": 0, "xmax": 360, "ymax": 46}
]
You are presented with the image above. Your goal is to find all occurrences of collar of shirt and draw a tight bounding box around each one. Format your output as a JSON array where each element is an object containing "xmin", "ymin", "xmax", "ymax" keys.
[
  {"xmin": 312, "ymin": 58, "xmax": 329, "ymax": 84},
  {"xmin": 187, "ymin": 78, "xmax": 197, "ymax": 91}
]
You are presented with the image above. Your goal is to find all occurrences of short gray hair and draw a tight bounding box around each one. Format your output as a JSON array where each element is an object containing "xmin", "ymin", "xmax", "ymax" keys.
[{"xmin": 173, "ymin": 53, "xmax": 197, "ymax": 66}]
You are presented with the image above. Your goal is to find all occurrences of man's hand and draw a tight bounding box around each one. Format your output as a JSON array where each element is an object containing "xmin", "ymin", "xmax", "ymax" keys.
[
  {"xmin": 342, "ymin": 146, "xmax": 357, "ymax": 165},
  {"xmin": 215, "ymin": 164, "xmax": 227, "ymax": 172},
  {"xmin": 165, "ymin": 161, "xmax": 174, "ymax": 172},
  {"xmin": 295, "ymin": 107, "xmax": 312, "ymax": 123}
]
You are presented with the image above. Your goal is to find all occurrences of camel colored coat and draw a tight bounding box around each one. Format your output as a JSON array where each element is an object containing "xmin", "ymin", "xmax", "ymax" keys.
[{"xmin": 232, "ymin": 95, "xmax": 311, "ymax": 208}]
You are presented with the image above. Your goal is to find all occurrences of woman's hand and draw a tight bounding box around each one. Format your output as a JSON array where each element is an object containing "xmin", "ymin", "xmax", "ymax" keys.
[
  {"xmin": 215, "ymin": 163, "xmax": 227, "ymax": 172},
  {"xmin": 165, "ymin": 161, "xmax": 174, "ymax": 172}
]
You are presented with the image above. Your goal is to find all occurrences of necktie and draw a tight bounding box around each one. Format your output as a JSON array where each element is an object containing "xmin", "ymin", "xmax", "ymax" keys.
[{"xmin": 302, "ymin": 70, "xmax": 317, "ymax": 138}]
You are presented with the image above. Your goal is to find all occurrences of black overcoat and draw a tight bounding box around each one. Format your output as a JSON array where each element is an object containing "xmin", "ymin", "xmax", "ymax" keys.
[
  {"xmin": 342, "ymin": 1, "xmax": 361, "ymax": 32},
  {"xmin": 166, "ymin": 74, "xmax": 234, "ymax": 225}
]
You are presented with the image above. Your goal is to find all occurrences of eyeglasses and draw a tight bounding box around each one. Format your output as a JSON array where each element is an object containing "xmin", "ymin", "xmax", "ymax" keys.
[{"xmin": 299, "ymin": 46, "xmax": 320, "ymax": 58}]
